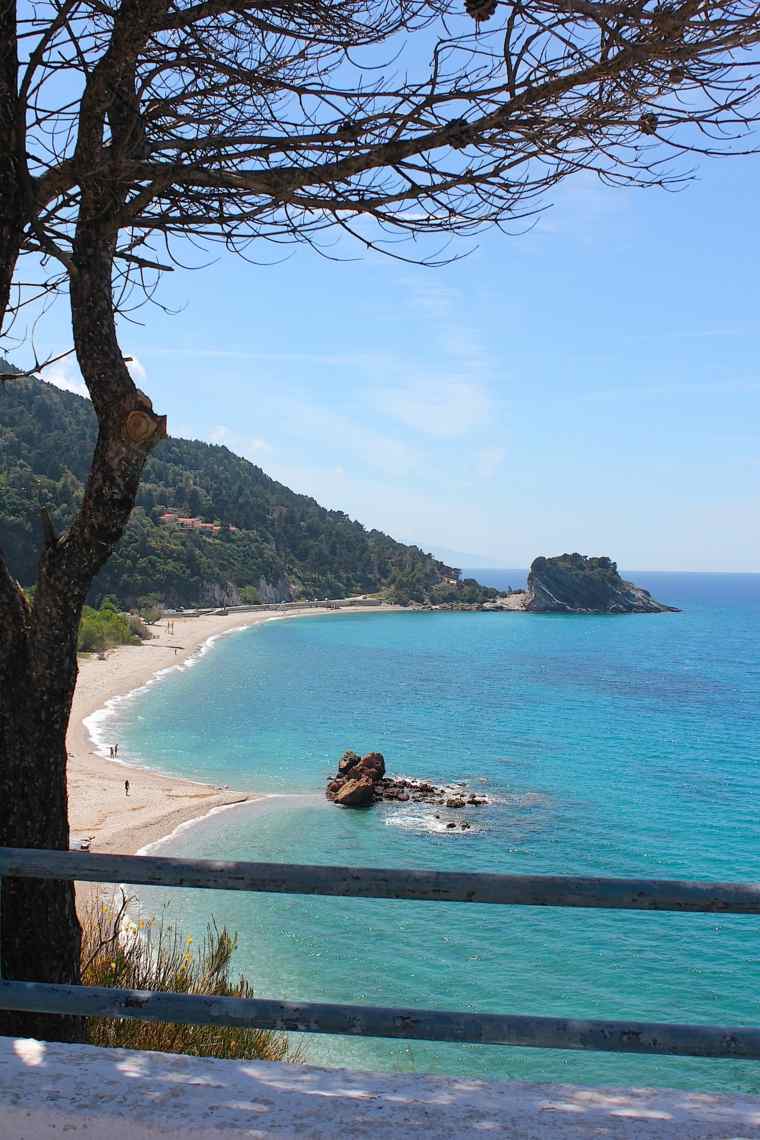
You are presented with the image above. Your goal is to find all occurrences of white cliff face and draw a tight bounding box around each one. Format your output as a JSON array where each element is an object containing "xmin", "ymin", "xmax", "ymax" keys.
[
  {"xmin": 256, "ymin": 574, "xmax": 293, "ymax": 604},
  {"xmin": 193, "ymin": 574, "xmax": 293, "ymax": 607}
]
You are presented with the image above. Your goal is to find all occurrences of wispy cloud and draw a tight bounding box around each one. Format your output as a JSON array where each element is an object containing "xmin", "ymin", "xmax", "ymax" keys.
[
  {"xmin": 203, "ymin": 387, "xmax": 424, "ymax": 483},
  {"xmin": 41, "ymin": 358, "xmax": 88, "ymax": 398},
  {"xmin": 366, "ymin": 277, "xmax": 498, "ymax": 439},
  {"xmin": 579, "ymin": 378, "xmax": 760, "ymax": 402},
  {"xmin": 126, "ymin": 354, "xmax": 147, "ymax": 383},
  {"xmin": 206, "ymin": 424, "xmax": 273, "ymax": 458},
  {"xmin": 371, "ymin": 377, "xmax": 491, "ymax": 439},
  {"xmin": 402, "ymin": 280, "xmax": 461, "ymax": 319},
  {"xmin": 144, "ymin": 346, "xmax": 393, "ymax": 369},
  {"xmin": 476, "ymin": 446, "xmax": 505, "ymax": 479},
  {"xmin": 277, "ymin": 395, "xmax": 422, "ymax": 479},
  {"xmin": 678, "ymin": 327, "xmax": 748, "ymax": 340},
  {"xmin": 42, "ymin": 351, "xmax": 147, "ymax": 396}
]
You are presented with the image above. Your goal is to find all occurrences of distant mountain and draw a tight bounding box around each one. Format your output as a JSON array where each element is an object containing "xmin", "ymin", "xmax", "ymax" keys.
[
  {"xmin": 0, "ymin": 375, "xmax": 479, "ymax": 609},
  {"xmin": 425, "ymin": 543, "xmax": 499, "ymax": 568}
]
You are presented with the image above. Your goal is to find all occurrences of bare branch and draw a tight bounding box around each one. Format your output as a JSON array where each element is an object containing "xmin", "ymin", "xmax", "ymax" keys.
[
  {"xmin": 0, "ymin": 346, "xmax": 76, "ymax": 384},
  {"xmin": 5, "ymin": 0, "xmax": 760, "ymax": 326}
]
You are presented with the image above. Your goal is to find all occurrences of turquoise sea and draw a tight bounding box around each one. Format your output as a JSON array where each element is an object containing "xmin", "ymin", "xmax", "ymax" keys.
[{"xmin": 100, "ymin": 571, "xmax": 760, "ymax": 1091}]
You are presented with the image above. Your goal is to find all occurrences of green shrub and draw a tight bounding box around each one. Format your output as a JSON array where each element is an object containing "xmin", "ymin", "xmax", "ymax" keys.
[
  {"xmin": 81, "ymin": 894, "xmax": 296, "ymax": 1063},
  {"xmin": 127, "ymin": 612, "xmax": 152, "ymax": 640},
  {"xmin": 77, "ymin": 602, "xmax": 140, "ymax": 652},
  {"xmin": 136, "ymin": 593, "xmax": 163, "ymax": 623}
]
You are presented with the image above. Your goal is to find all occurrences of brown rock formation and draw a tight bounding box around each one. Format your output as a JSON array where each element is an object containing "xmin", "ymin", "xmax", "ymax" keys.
[
  {"xmin": 333, "ymin": 776, "xmax": 376, "ymax": 807},
  {"xmin": 325, "ymin": 751, "xmax": 490, "ymax": 812},
  {"xmin": 338, "ymin": 750, "xmax": 361, "ymax": 775},
  {"xmin": 356, "ymin": 751, "xmax": 385, "ymax": 778}
]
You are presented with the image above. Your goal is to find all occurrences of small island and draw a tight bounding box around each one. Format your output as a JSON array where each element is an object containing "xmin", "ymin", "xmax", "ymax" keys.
[
  {"xmin": 409, "ymin": 553, "xmax": 678, "ymax": 614},
  {"xmin": 522, "ymin": 553, "xmax": 678, "ymax": 614}
]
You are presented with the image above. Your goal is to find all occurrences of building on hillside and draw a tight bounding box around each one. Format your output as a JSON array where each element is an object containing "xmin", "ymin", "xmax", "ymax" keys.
[
  {"xmin": 160, "ymin": 513, "xmax": 222, "ymax": 535},
  {"xmin": 159, "ymin": 512, "xmax": 239, "ymax": 535}
]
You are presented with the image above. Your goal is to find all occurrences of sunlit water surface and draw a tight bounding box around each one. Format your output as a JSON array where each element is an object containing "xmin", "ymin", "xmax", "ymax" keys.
[{"xmin": 104, "ymin": 571, "xmax": 760, "ymax": 1091}]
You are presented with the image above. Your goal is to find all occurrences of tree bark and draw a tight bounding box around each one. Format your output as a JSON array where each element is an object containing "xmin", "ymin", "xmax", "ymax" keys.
[
  {"xmin": 0, "ymin": 225, "xmax": 164, "ymax": 1041},
  {"xmin": 0, "ymin": 0, "xmax": 82, "ymax": 1042},
  {"xmin": 0, "ymin": 0, "xmax": 26, "ymax": 327},
  {"xmin": 0, "ymin": 2, "xmax": 166, "ymax": 1041},
  {"xmin": 0, "ymin": 562, "xmax": 84, "ymax": 1041}
]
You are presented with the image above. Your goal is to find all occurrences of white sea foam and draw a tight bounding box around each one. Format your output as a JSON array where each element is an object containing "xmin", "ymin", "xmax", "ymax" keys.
[
  {"xmin": 83, "ymin": 612, "xmax": 335, "ymax": 865},
  {"xmin": 82, "ymin": 607, "xmax": 341, "ymax": 783},
  {"xmin": 135, "ymin": 794, "xmax": 281, "ymax": 856},
  {"xmin": 379, "ymin": 778, "xmax": 550, "ymax": 825},
  {"xmin": 384, "ymin": 806, "xmax": 482, "ymax": 836},
  {"xmin": 391, "ymin": 774, "xmax": 493, "ymax": 805}
]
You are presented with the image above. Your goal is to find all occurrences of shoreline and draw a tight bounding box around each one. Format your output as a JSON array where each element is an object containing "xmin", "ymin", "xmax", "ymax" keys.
[{"xmin": 68, "ymin": 605, "xmax": 397, "ymax": 859}]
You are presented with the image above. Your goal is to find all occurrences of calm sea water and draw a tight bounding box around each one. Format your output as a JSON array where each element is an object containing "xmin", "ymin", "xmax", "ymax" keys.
[{"xmin": 102, "ymin": 571, "xmax": 760, "ymax": 1091}]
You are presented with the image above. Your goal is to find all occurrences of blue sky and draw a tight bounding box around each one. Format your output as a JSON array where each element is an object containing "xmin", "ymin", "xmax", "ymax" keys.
[{"xmin": 28, "ymin": 152, "xmax": 760, "ymax": 572}]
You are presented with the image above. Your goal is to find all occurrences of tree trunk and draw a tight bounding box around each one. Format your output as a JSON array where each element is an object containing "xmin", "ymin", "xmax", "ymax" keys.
[
  {"xmin": 0, "ymin": 2, "xmax": 26, "ymax": 330},
  {"xmin": 0, "ymin": 6, "xmax": 165, "ymax": 1040},
  {"xmin": 0, "ymin": 218, "xmax": 165, "ymax": 1039},
  {"xmin": 0, "ymin": 564, "xmax": 83, "ymax": 1041},
  {"xmin": 0, "ymin": 1, "xmax": 78, "ymax": 1040}
]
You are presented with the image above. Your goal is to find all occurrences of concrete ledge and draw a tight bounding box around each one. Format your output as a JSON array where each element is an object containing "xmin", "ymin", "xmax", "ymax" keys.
[{"xmin": 2, "ymin": 1037, "xmax": 760, "ymax": 1138}]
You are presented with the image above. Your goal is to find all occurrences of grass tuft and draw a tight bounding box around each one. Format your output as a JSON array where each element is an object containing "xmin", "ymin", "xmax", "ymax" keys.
[{"xmin": 81, "ymin": 892, "xmax": 297, "ymax": 1063}]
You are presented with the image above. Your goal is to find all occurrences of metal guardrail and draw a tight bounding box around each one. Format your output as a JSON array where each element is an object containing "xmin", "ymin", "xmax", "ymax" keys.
[{"xmin": 1, "ymin": 847, "xmax": 759, "ymax": 1059}]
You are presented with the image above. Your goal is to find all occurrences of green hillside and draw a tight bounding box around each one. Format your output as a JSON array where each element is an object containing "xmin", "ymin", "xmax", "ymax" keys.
[{"xmin": 0, "ymin": 371, "xmax": 480, "ymax": 608}]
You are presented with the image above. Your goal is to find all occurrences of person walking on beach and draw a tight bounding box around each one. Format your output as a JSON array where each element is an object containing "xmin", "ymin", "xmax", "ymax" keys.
[
  {"xmin": 114, "ymin": 742, "xmax": 119, "ymax": 757},
  {"xmin": 109, "ymin": 746, "xmax": 114, "ymax": 759},
  {"xmin": 124, "ymin": 779, "xmax": 130, "ymax": 797}
]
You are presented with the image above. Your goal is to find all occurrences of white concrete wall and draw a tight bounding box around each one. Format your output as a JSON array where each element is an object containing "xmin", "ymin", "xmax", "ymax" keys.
[{"xmin": 2, "ymin": 1037, "xmax": 760, "ymax": 1138}]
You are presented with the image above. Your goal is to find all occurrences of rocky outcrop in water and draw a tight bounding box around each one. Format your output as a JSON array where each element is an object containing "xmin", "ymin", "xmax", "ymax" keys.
[
  {"xmin": 326, "ymin": 750, "xmax": 489, "ymax": 810},
  {"xmin": 525, "ymin": 554, "xmax": 678, "ymax": 614},
  {"xmin": 331, "ymin": 775, "xmax": 376, "ymax": 807}
]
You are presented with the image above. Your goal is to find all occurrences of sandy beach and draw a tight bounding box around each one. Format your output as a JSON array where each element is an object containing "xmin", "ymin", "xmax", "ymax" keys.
[{"xmin": 67, "ymin": 606, "xmax": 371, "ymax": 858}]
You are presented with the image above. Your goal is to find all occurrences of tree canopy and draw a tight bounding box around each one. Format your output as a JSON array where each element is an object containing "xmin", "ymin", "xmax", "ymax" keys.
[{"xmin": 5, "ymin": 0, "xmax": 760, "ymax": 340}]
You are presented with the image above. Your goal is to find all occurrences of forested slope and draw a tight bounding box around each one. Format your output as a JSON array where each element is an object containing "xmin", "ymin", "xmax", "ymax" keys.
[{"xmin": 0, "ymin": 372, "xmax": 460, "ymax": 607}]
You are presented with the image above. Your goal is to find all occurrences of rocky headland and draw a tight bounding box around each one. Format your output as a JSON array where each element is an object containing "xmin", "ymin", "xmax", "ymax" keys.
[
  {"xmin": 524, "ymin": 553, "xmax": 678, "ymax": 614},
  {"xmin": 404, "ymin": 553, "xmax": 677, "ymax": 615},
  {"xmin": 325, "ymin": 750, "xmax": 489, "ymax": 816}
]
